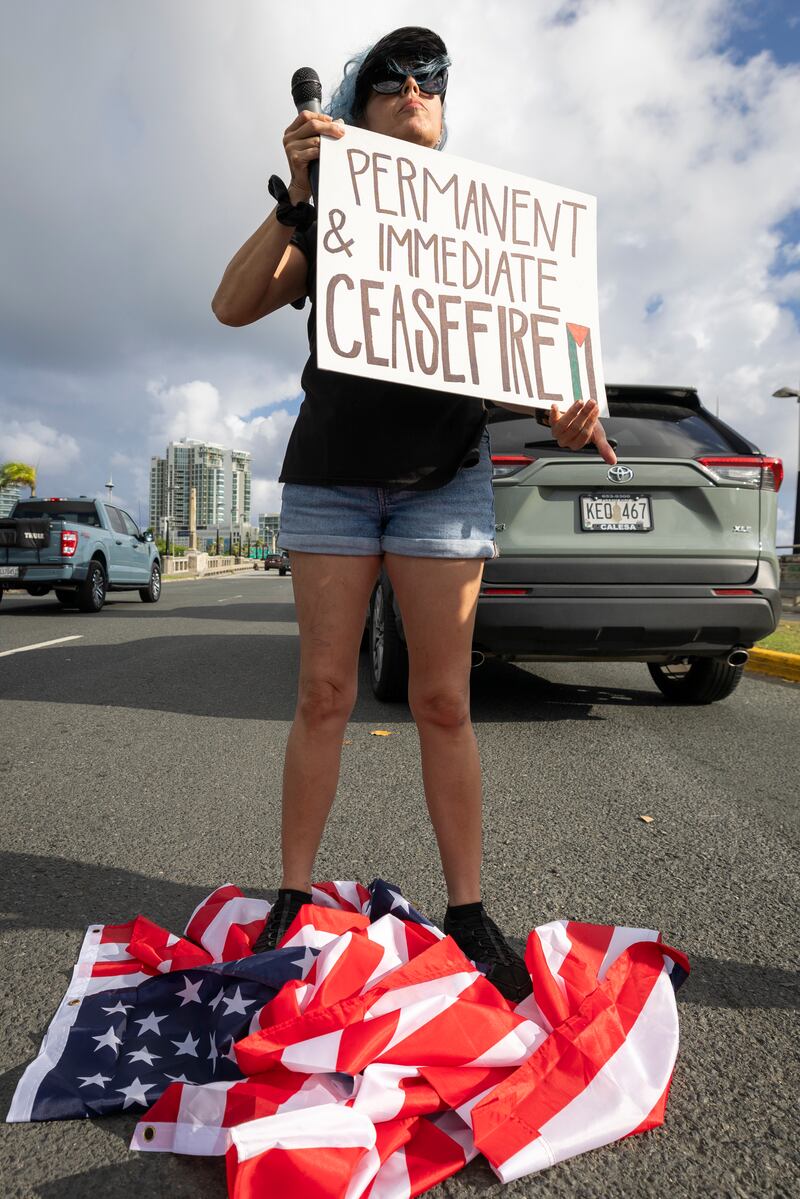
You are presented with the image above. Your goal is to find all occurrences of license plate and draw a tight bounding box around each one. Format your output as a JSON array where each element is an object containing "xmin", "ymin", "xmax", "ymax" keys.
[
  {"xmin": 580, "ymin": 493, "xmax": 653, "ymax": 532},
  {"xmin": 0, "ymin": 566, "xmax": 20, "ymax": 578}
]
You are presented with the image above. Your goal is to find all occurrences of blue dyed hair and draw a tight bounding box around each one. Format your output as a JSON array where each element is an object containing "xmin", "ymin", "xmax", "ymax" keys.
[{"xmin": 326, "ymin": 26, "xmax": 450, "ymax": 150}]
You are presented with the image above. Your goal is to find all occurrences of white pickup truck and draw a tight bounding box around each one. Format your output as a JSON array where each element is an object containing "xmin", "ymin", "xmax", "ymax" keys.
[{"xmin": 0, "ymin": 497, "xmax": 162, "ymax": 612}]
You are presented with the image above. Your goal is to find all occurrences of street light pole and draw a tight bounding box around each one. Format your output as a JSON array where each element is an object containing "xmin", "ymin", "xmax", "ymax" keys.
[{"xmin": 772, "ymin": 384, "xmax": 800, "ymax": 552}]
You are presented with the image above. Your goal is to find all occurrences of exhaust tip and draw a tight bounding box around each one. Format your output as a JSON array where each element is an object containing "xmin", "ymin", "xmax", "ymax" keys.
[{"xmin": 728, "ymin": 648, "xmax": 749, "ymax": 666}]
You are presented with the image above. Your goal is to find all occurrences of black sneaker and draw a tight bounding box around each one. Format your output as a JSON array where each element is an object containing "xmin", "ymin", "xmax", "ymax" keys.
[
  {"xmin": 252, "ymin": 889, "xmax": 311, "ymax": 955},
  {"xmin": 444, "ymin": 906, "xmax": 533, "ymax": 1004}
]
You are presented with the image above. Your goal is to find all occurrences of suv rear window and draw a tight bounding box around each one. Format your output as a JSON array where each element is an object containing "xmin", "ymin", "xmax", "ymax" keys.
[
  {"xmin": 488, "ymin": 390, "xmax": 754, "ymax": 458},
  {"xmin": 12, "ymin": 501, "xmax": 101, "ymax": 526}
]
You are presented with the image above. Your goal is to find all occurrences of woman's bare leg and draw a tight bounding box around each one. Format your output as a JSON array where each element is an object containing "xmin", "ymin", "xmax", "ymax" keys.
[
  {"xmin": 280, "ymin": 550, "xmax": 383, "ymax": 892},
  {"xmin": 382, "ymin": 553, "xmax": 485, "ymax": 906}
]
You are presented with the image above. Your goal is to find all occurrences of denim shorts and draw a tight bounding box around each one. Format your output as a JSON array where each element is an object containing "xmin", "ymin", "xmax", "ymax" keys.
[{"xmin": 277, "ymin": 426, "xmax": 499, "ymax": 559}]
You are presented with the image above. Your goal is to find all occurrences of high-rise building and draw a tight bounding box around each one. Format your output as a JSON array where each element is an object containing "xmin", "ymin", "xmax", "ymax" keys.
[
  {"xmin": 149, "ymin": 440, "xmax": 252, "ymax": 538},
  {"xmin": 0, "ymin": 484, "xmax": 21, "ymax": 518}
]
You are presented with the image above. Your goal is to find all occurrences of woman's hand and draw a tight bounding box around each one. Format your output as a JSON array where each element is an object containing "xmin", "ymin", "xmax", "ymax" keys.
[
  {"xmin": 283, "ymin": 111, "xmax": 345, "ymax": 202},
  {"xmin": 549, "ymin": 399, "xmax": 617, "ymax": 465}
]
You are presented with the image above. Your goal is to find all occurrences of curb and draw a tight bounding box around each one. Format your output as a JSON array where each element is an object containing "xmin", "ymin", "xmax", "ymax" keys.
[{"xmin": 746, "ymin": 647, "xmax": 800, "ymax": 683}]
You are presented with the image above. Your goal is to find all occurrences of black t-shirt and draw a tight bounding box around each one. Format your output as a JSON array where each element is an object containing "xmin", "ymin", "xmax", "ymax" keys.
[{"xmin": 277, "ymin": 221, "xmax": 488, "ymax": 491}]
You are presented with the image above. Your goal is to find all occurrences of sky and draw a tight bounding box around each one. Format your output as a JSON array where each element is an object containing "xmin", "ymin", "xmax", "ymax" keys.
[{"xmin": 1, "ymin": 0, "xmax": 799, "ymax": 544}]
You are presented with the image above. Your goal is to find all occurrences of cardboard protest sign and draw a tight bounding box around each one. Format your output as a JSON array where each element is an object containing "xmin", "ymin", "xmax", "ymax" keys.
[{"xmin": 317, "ymin": 126, "xmax": 606, "ymax": 413}]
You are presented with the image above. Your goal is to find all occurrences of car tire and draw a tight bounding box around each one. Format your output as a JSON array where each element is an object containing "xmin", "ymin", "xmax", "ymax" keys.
[
  {"xmin": 139, "ymin": 563, "xmax": 162, "ymax": 603},
  {"xmin": 369, "ymin": 576, "xmax": 409, "ymax": 701},
  {"xmin": 55, "ymin": 589, "xmax": 78, "ymax": 607},
  {"xmin": 647, "ymin": 657, "xmax": 745, "ymax": 704},
  {"xmin": 76, "ymin": 560, "xmax": 107, "ymax": 613}
]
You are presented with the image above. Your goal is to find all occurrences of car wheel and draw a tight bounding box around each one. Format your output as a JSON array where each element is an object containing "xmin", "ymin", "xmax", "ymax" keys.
[
  {"xmin": 55, "ymin": 589, "xmax": 78, "ymax": 607},
  {"xmin": 139, "ymin": 563, "xmax": 162, "ymax": 603},
  {"xmin": 647, "ymin": 658, "xmax": 745, "ymax": 704},
  {"xmin": 369, "ymin": 576, "xmax": 409, "ymax": 701},
  {"xmin": 76, "ymin": 560, "xmax": 107, "ymax": 613},
  {"xmin": 26, "ymin": 585, "xmax": 50, "ymax": 597}
]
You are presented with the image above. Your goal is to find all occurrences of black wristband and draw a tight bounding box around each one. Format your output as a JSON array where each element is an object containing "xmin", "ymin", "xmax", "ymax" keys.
[{"xmin": 268, "ymin": 174, "xmax": 316, "ymax": 231}]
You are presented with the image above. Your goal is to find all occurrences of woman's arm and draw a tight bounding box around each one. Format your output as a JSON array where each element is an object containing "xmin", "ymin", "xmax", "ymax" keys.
[
  {"xmin": 211, "ymin": 111, "xmax": 345, "ymax": 327},
  {"xmin": 211, "ymin": 209, "xmax": 306, "ymax": 326}
]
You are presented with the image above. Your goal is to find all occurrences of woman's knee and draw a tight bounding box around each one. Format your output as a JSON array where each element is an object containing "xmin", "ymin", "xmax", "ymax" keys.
[
  {"xmin": 296, "ymin": 674, "xmax": 357, "ymax": 725},
  {"xmin": 409, "ymin": 684, "xmax": 471, "ymax": 729}
]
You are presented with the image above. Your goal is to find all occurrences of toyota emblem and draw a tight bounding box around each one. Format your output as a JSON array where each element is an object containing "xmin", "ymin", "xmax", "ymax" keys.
[{"xmin": 607, "ymin": 465, "xmax": 634, "ymax": 483}]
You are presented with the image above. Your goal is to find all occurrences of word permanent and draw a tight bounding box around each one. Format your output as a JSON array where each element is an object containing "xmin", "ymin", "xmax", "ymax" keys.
[{"xmin": 347, "ymin": 148, "xmax": 588, "ymax": 257}]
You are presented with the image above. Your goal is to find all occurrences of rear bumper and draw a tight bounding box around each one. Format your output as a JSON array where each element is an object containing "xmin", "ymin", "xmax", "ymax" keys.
[
  {"xmin": 0, "ymin": 563, "xmax": 88, "ymax": 588},
  {"xmin": 474, "ymin": 559, "xmax": 781, "ymax": 659}
]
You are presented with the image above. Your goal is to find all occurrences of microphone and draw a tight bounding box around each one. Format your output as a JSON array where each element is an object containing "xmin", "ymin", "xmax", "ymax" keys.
[{"xmin": 291, "ymin": 67, "xmax": 323, "ymax": 204}]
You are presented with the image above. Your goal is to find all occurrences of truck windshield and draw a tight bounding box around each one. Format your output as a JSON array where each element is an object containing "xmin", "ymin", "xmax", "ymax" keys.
[{"xmin": 13, "ymin": 502, "xmax": 101, "ymax": 527}]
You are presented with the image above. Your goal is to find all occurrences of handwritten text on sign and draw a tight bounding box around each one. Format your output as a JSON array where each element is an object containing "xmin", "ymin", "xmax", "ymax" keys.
[{"xmin": 316, "ymin": 126, "xmax": 605, "ymax": 411}]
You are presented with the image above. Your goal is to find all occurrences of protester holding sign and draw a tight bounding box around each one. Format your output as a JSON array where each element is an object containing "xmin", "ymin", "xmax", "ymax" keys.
[{"xmin": 212, "ymin": 27, "xmax": 614, "ymax": 1002}]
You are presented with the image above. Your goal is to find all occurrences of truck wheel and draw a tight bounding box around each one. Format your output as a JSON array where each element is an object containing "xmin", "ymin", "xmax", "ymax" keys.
[
  {"xmin": 648, "ymin": 658, "xmax": 744, "ymax": 704},
  {"xmin": 76, "ymin": 560, "xmax": 107, "ymax": 613},
  {"xmin": 55, "ymin": 589, "xmax": 78, "ymax": 607},
  {"xmin": 139, "ymin": 563, "xmax": 162, "ymax": 603},
  {"xmin": 26, "ymin": 585, "xmax": 50, "ymax": 597},
  {"xmin": 369, "ymin": 576, "xmax": 409, "ymax": 701}
]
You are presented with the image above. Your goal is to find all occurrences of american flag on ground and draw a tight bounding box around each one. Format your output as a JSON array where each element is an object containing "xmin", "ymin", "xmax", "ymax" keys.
[{"xmin": 7, "ymin": 879, "xmax": 689, "ymax": 1197}]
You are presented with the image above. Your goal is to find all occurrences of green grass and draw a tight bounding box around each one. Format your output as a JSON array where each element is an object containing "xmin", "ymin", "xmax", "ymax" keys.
[{"xmin": 758, "ymin": 620, "xmax": 800, "ymax": 655}]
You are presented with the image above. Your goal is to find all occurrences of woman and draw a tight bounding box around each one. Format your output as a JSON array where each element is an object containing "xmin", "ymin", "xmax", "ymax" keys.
[{"xmin": 212, "ymin": 27, "xmax": 614, "ymax": 1001}]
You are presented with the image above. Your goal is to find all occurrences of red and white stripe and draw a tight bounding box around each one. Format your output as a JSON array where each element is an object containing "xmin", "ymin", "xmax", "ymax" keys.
[
  {"xmin": 184, "ymin": 884, "xmax": 271, "ymax": 962},
  {"xmin": 226, "ymin": 1105, "xmax": 378, "ymax": 1199},
  {"xmin": 132, "ymin": 1069, "xmax": 351, "ymax": 1156},
  {"xmin": 470, "ymin": 938, "xmax": 686, "ymax": 1181}
]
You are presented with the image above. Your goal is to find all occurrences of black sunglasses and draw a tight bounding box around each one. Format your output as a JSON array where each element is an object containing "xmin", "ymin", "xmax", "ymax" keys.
[{"xmin": 370, "ymin": 67, "xmax": 448, "ymax": 97}]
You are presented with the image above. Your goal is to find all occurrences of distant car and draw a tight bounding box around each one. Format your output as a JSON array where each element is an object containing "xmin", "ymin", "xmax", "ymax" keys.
[
  {"xmin": 264, "ymin": 551, "xmax": 291, "ymax": 575},
  {"xmin": 0, "ymin": 497, "xmax": 161, "ymax": 612},
  {"xmin": 365, "ymin": 385, "xmax": 782, "ymax": 705}
]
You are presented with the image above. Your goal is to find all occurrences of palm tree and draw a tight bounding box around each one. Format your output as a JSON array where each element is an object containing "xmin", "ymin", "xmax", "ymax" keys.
[{"xmin": 0, "ymin": 462, "xmax": 36, "ymax": 498}]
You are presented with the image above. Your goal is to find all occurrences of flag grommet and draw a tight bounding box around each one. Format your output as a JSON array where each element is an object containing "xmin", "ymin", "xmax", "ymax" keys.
[{"xmin": 142, "ymin": 1126, "xmax": 155, "ymax": 1142}]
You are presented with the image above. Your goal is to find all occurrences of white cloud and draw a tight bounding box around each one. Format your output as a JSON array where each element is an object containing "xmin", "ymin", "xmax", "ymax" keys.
[{"xmin": 0, "ymin": 418, "xmax": 80, "ymax": 473}]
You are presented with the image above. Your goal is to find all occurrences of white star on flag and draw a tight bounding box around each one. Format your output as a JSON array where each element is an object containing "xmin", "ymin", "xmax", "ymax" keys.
[
  {"xmin": 92, "ymin": 1026, "xmax": 122, "ymax": 1054},
  {"xmin": 171, "ymin": 1032, "xmax": 200, "ymax": 1057},
  {"xmin": 208, "ymin": 1033, "xmax": 219, "ymax": 1072},
  {"xmin": 387, "ymin": 889, "xmax": 412, "ymax": 915},
  {"xmin": 291, "ymin": 946, "xmax": 318, "ymax": 974},
  {"xmin": 174, "ymin": 977, "xmax": 204, "ymax": 1006},
  {"xmin": 208, "ymin": 988, "xmax": 225, "ymax": 1011},
  {"xmin": 78, "ymin": 1074, "xmax": 111, "ymax": 1089},
  {"xmin": 126, "ymin": 1046, "xmax": 161, "ymax": 1066},
  {"xmin": 101, "ymin": 1000, "xmax": 133, "ymax": 1016},
  {"xmin": 117, "ymin": 1077, "xmax": 155, "ymax": 1110},
  {"xmin": 135, "ymin": 1011, "xmax": 167, "ymax": 1036},
  {"xmin": 221, "ymin": 987, "xmax": 256, "ymax": 1017},
  {"xmin": 164, "ymin": 1073, "xmax": 194, "ymax": 1084}
]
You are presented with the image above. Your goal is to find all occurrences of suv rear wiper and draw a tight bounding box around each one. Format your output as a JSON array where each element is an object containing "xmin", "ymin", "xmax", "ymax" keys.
[{"xmin": 523, "ymin": 438, "xmax": 619, "ymax": 451}]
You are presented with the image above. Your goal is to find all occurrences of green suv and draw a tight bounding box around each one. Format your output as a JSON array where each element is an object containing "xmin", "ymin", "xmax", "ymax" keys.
[{"xmin": 368, "ymin": 385, "xmax": 782, "ymax": 705}]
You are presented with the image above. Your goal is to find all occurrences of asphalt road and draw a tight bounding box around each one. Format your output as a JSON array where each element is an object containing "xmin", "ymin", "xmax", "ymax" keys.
[{"xmin": 1, "ymin": 575, "xmax": 797, "ymax": 1198}]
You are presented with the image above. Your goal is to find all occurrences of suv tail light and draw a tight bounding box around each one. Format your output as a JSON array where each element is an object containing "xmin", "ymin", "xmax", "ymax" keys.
[
  {"xmin": 60, "ymin": 530, "xmax": 79, "ymax": 557},
  {"xmin": 491, "ymin": 454, "xmax": 535, "ymax": 479},
  {"xmin": 697, "ymin": 456, "xmax": 783, "ymax": 491}
]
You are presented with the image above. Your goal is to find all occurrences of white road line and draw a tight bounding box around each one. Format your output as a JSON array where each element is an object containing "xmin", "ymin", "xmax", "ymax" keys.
[
  {"xmin": 0, "ymin": 635, "xmax": 84, "ymax": 659},
  {"xmin": 217, "ymin": 595, "xmax": 243, "ymax": 603}
]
